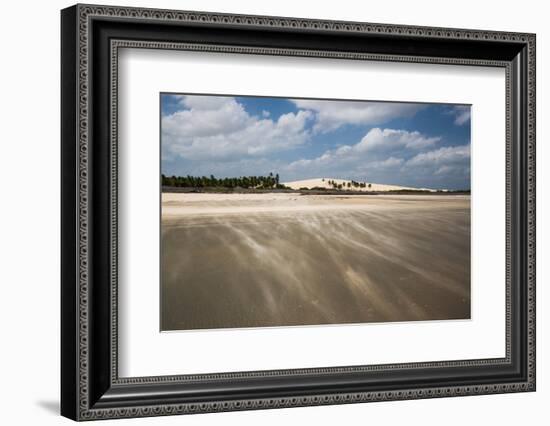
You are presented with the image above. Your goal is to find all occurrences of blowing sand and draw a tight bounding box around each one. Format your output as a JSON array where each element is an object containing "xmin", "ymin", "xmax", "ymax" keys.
[{"xmin": 161, "ymin": 193, "xmax": 470, "ymax": 331}]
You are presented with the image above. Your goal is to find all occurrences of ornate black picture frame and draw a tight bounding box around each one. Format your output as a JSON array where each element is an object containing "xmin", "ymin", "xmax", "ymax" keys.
[{"xmin": 61, "ymin": 4, "xmax": 536, "ymax": 421}]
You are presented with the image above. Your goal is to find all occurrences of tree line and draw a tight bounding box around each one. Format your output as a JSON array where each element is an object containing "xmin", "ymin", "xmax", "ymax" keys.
[
  {"xmin": 161, "ymin": 173, "xmax": 289, "ymax": 189},
  {"xmin": 325, "ymin": 179, "xmax": 371, "ymax": 190}
]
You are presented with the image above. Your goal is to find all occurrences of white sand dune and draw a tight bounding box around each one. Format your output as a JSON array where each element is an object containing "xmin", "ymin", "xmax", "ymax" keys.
[{"xmin": 282, "ymin": 178, "xmax": 437, "ymax": 192}]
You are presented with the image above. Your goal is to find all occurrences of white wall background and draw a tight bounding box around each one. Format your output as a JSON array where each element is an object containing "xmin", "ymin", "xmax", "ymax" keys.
[{"xmin": 0, "ymin": 0, "xmax": 546, "ymax": 424}]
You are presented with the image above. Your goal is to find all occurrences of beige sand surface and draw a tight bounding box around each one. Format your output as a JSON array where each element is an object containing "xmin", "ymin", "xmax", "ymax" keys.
[
  {"xmin": 161, "ymin": 193, "xmax": 470, "ymax": 331},
  {"xmin": 162, "ymin": 192, "xmax": 467, "ymax": 217}
]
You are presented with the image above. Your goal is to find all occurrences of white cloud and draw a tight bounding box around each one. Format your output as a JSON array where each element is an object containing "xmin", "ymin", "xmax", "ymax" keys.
[
  {"xmin": 370, "ymin": 157, "xmax": 404, "ymax": 169},
  {"xmin": 435, "ymin": 165, "xmax": 461, "ymax": 175},
  {"xmin": 291, "ymin": 99, "xmax": 424, "ymax": 133},
  {"xmin": 286, "ymin": 128, "xmax": 440, "ymax": 172},
  {"xmin": 447, "ymin": 105, "xmax": 471, "ymax": 126},
  {"xmin": 405, "ymin": 145, "xmax": 470, "ymax": 167},
  {"xmin": 163, "ymin": 96, "xmax": 249, "ymax": 139},
  {"xmin": 162, "ymin": 95, "xmax": 312, "ymax": 161},
  {"xmin": 356, "ymin": 128, "xmax": 441, "ymax": 152}
]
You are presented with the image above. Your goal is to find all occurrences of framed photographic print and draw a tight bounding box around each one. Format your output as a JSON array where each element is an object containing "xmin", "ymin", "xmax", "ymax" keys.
[{"xmin": 61, "ymin": 4, "xmax": 536, "ymax": 421}]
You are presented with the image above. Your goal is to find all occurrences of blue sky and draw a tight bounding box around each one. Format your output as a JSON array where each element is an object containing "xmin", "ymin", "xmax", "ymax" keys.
[{"xmin": 161, "ymin": 94, "xmax": 471, "ymax": 190}]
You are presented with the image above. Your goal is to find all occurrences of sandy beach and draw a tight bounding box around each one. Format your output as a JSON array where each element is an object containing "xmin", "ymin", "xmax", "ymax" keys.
[{"xmin": 161, "ymin": 193, "xmax": 470, "ymax": 331}]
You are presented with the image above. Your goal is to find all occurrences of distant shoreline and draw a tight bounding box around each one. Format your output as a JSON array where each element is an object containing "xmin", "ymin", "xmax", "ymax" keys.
[{"xmin": 161, "ymin": 186, "xmax": 471, "ymax": 196}]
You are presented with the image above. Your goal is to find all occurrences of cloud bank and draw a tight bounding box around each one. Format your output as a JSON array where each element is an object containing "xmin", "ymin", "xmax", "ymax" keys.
[
  {"xmin": 291, "ymin": 99, "xmax": 424, "ymax": 133},
  {"xmin": 162, "ymin": 95, "xmax": 312, "ymax": 161},
  {"xmin": 447, "ymin": 105, "xmax": 471, "ymax": 126}
]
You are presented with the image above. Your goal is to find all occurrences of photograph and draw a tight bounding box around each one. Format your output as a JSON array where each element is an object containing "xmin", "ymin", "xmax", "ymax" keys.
[{"xmin": 160, "ymin": 93, "xmax": 472, "ymax": 331}]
